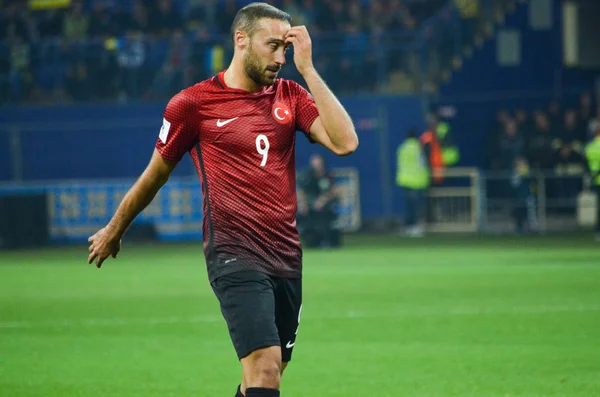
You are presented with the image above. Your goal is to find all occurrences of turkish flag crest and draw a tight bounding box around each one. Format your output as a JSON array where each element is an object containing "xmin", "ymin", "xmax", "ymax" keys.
[{"xmin": 272, "ymin": 102, "xmax": 292, "ymax": 125}]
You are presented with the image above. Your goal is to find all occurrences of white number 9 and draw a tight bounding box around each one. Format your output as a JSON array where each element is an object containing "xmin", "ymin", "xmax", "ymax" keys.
[{"xmin": 256, "ymin": 134, "xmax": 270, "ymax": 167}]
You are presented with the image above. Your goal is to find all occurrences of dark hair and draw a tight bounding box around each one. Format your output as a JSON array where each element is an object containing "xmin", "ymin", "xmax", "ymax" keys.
[
  {"xmin": 407, "ymin": 128, "xmax": 418, "ymax": 139},
  {"xmin": 231, "ymin": 2, "xmax": 292, "ymax": 40}
]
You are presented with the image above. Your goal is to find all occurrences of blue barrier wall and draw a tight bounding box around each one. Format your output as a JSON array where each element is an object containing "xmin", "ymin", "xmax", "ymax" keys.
[{"xmin": 0, "ymin": 95, "xmax": 427, "ymax": 221}]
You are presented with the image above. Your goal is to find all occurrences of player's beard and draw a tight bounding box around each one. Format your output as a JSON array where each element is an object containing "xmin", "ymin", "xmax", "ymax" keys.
[{"xmin": 244, "ymin": 43, "xmax": 279, "ymax": 87}]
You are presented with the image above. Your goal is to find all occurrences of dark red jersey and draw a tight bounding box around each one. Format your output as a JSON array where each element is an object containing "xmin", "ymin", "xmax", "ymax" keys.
[{"xmin": 155, "ymin": 71, "xmax": 319, "ymax": 281}]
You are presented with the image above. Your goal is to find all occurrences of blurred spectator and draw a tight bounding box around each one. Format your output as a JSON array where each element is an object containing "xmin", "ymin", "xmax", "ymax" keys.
[
  {"xmin": 515, "ymin": 108, "xmax": 534, "ymax": 141},
  {"xmin": 528, "ymin": 111, "xmax": 555, "ymax": 171},
  {"xmin": 579, "ymin": 92, "xmax": 594, "ymax": 127},
  {"xmin": 297, "ymin": 154, "xmax": 341, "ymax": 248},
  {"xmin": 548, "ymin": 100, "xmax": 563, "ymax": 133},
  {"xmin": 89, "ymin": 1, "xmax": 118, "ymax": 38},
  {"xmin": 116, "ymin": 30, "xmax": 147, "ymax": 100},
  {"xmin": 387, "ymin": 0, "xmax": 416, "ymax": 31},
  {"xmin": 65, "ymin": 59, "xmax": 91, "ymax": 101},
  {"xmin": 366, "ymin": 0, "xmax": 385, "ymax": 35},
  {"xmin": 63, "ymin": 2, "xmax": 89, "ymax": 41},
  {"xmin": 0, "ymin": 43, "xmax": 9, "ymax": 102},
  {"xmin": 557, "ymin": 109, "xmax": 587, "ymax": 164},
  {"xmin": 498, "ymin": 119, "xmax": 524, "ymax": 171},
  {"xmin": 281, "ymin": 0, "xmax": 308, "ymax": 27},
  {"xmin": 554, "ymin": 109, "xmax": 587, "ymax": 208},
  {"xmin": 510, "ymin": 156, "xmax": 538, "ymax": 235},
  {"xmin": 338, "ymin": 24, "xmax": 368, "ymax": 94},
  {"xmin": 216, "ymin": 0, "xmax": 238, "ymax": 38},
  {"xmin": 37, "ymin": 9, "xmax": 64, "ymax": 39},
  {"xmin": 584, "ymin": 123, "xmax": 600, "ymax": 240},
  {"xmin": 149, "ymin": 30, "xmax": 187, "ymax": 100},
  {"xmin": 454, "ymin": 0, "xmax": 480, "ymax": 47},
  {"xmin": 485, "ymin": 110, "xmax": 510, "ymax": 169},
  {"xmin": 149, "ymin": 0, "xmax": 183, "ymax": 37},
  {"xmin": 1, "ymin": 3, "xmax": 31, "ymax": 43},
  {"xmin": 300, "ymin": 0, "xmax": 317, "ymax": 28},
  {"xmin": 323, "ymin": 0, "xmax": 347, "ymax": 33},
  {"xmin": 8, "ymin": 35, "xmax": 32, "ymax": 102},
  {"xmin": 128, "ymin": 1, "xmax": 150, "ymax": 34},
  {"xmin": 186, "ymin": 0, "xmax": 214, "ymax": 31},
  {"xmin": 396, "ymin": 128, "xmax": 430, "ymax": 237},
  {"xmin": 589, "ymin": 105, "xmax": 600, "ymax": 141}
]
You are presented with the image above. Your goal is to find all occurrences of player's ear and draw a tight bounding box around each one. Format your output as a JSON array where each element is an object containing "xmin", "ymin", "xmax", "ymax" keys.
[{"xmin": 234, "ymin": 30, "xmax": 248, "ymax": 50}]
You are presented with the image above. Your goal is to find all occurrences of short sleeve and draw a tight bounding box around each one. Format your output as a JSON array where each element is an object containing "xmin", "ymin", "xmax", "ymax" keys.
[
  {"xmin": 155, "ymin": 91, "xmax": 197, "ymax": 162},
  {"xmin": 291, "ymin": 81, "xmax": 320, "ymax": 141}
]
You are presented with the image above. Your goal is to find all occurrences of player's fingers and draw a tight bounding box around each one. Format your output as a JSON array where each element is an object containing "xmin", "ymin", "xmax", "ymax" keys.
[
  {"xmin": 88, "ymin": 251, "xmax": 97, "ymax": 264},
  {"xmin": 288, "ymin": 26, "xmax": 309, "ymax": 39},
  {"xmin": 96, "ymin": 254, "xmax": 107, "ymax": 268},
  {"xmin": 284, "ymin": 36, "xmax": 298, "ymax": 45},
  {"xmin": 285, "ymin": 29, "xmax": 300, "ymax": 38}
]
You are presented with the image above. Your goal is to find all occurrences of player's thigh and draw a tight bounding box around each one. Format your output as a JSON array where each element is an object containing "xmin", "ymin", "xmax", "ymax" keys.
[
  {"xmin": 211, "ymin": 270, "xmax": 281, "ymax": 360},
  {"xmin": 274, "ymin": 277, "xmax": 303, "ymax": 363}
]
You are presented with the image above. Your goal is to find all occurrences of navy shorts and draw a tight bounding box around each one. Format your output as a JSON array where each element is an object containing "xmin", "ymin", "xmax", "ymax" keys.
[{"xmin": 210, "ymin": 270, "xmax": 303, "ymax": 362}]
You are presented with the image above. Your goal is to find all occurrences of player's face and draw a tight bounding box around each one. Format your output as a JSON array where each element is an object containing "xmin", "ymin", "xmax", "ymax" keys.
[{"xmin": 244, "ymin": 18, "xmax": 290, "ymax": 87}]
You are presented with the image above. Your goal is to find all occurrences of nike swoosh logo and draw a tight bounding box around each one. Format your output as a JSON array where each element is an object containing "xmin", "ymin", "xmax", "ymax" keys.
[
  {"xmin": 285, "ymin": 341, "xmax": 295, "ymax": 349},
  {"xmin": 216, "ymin": 117, "xmax": 239, "ymax": 127}
]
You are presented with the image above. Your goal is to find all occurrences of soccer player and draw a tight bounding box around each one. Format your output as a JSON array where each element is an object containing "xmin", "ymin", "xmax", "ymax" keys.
[{"xmin": 87, "ymin": 3, "xmax": 358, "ymax": 397}]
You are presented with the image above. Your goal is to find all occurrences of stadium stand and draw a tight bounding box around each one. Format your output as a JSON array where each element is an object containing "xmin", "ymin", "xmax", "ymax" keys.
[{"xmin": 0, "ymin": 0, "xmax": 505, "ymax": 104}]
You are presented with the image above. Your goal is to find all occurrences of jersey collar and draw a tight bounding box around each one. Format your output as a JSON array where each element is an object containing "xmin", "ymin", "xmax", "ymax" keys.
[{"xmin": 217, "ymin": 70, "xmax": 272, "ymax": 95}]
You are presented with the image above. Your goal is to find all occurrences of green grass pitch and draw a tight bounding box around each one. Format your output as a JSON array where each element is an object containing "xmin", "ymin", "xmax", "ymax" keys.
[{"xmin": 1, "ymin": 234, "xmax": 599, "ymax": 397}]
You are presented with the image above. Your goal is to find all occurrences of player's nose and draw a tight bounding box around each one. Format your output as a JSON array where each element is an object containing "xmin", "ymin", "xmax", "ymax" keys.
[{"xmin": 274, "ymin": 50, "xmax": 286, "ymax": 66}]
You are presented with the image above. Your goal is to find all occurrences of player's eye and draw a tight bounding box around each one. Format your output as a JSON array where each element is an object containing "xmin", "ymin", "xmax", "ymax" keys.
[{"xmin": 270, "ymin": 43, "xmax": 278, "ymax": 50}]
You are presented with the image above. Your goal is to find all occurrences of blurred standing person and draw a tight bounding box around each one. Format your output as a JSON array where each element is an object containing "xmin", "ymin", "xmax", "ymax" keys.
[
  {"xmin": 396, "ymin": 128, "xmax": 430, "ymax": 237},
  {"xmin": 148, "ymin": 29, "xmax": 187, "ymax": 99},
  {"xmin": 515, "ymin": 108, "xmax": 534, "ymax": 143},
  {"xmin": 498, "ymin": 119, "xmax": 524, "ymax": 203},
  {"xmin": 528, "ymin": 110, "xmax": 556, "ymax": 171},
  {"xmin": 62, "ymin": 1, "xmax": 89, "ymax": 42},
  {"xmin": 116, "ymin": 30, "xmax": 146, "ymax": 100},
  {"xmin": 588, "ymin": 105, "xmax": 600, "ymax": 141},
  {"xmin": 297, "ymin": 154, "xmax": 341, "ymax": 248},
  {"xmin": 499, "ymin": 119, "xmax": 524, "ymax": 170},
  {"xmin": 420, "ymin": 112, "xmax": 445, "ymax": 185},
  {"xmin": 485, "ymin": 109, "xmax": 509, "ymax": 170},
  {"xmin": 149, "ymin": 0, "xmax": 183, "ymax": 37},
  {"xmin": 554, "ymin": 109, "xmax": 587, "ymax": 210},
  {"xmin": 548, "ymin": 100, "xmax": 563, "ymax": 133},
  {"xmin": 510, "ymin": 157, "xmax": 538, "ymax": 235},
  {"xmin": 579, "ymin": 92, "xmax": 594, "ymax": 130},
  {"xmin": 585, "ymin": 124, "xmax": 600, "ymax": 241}
]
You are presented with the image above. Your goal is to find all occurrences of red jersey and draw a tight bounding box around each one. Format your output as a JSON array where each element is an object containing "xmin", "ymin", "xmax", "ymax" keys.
[{"xmin": 155, "ymin": 71, "xmax": 319, "ymax": 282}]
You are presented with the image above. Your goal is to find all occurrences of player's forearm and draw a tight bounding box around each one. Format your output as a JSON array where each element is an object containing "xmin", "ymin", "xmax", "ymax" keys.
[
  {"xmin": 302, "ymin": 68, "xmax": 358, "ymax": 155},
  {"xmin": 106, "ymin": 172, "xmax": 168, "ymax": 238}
]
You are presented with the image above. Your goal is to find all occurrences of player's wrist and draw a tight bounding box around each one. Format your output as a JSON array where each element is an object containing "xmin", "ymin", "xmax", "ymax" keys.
[
  {"xmin": 299, "ymin": 65, "xmax": 317, "ymax": 79},
  {"xmin": 104, "ymin": 223, "xmax": 124, "ymax": 240}
]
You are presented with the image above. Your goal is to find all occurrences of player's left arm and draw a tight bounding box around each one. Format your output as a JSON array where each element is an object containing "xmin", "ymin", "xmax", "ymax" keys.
[{"xmin": 285, "ymin": 26, "xmax": 358, "ymax": 156}]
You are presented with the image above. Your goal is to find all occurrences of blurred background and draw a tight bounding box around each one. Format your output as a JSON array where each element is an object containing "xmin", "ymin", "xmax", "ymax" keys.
[{"xmin": 0, "ymin": 0, "xmax": 599, "ymax": 247}]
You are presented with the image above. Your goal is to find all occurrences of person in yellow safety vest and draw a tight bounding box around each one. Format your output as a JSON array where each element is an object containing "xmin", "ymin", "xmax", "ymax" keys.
[
  {"xmin": 584, "ymin": 125, "xmax": 600, "ymax": 240},
  {"xmin": 396, "ymin": 128, "xmax": 430, "ymax": 237}
]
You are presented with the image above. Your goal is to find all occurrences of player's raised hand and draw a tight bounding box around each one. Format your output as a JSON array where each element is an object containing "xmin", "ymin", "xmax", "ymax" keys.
[
  {"xmin": 87, "ymin": 227, "xmax": 121, "ymax": 268},
  {"xmin": 284, "ymin": 26, "xmax": 314, "ymax": 76}
]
